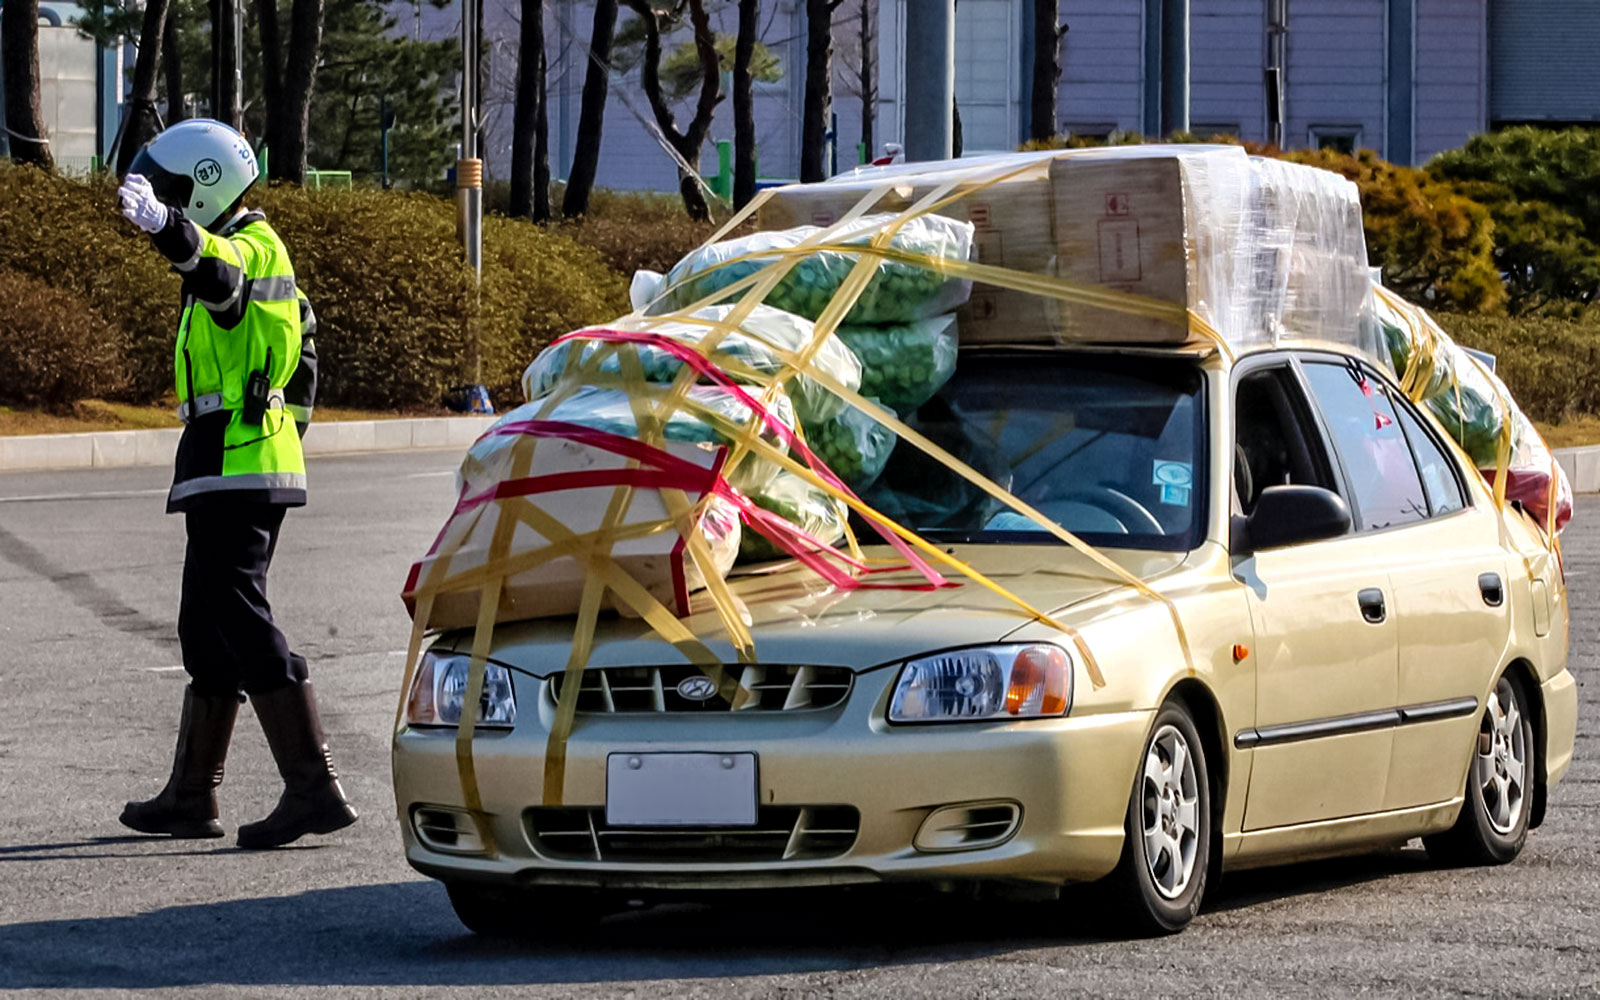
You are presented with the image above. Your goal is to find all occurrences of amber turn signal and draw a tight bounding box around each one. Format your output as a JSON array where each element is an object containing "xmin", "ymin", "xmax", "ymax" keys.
[{"xmin": 1005, "ymin": 644, "xmax": 1071, "ymax": 716}]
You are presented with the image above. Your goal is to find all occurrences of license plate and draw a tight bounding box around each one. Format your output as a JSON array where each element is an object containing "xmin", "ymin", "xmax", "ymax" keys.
[{"xmin": 605, "ymin": 752, "xmax": 758, "ymax": 827}]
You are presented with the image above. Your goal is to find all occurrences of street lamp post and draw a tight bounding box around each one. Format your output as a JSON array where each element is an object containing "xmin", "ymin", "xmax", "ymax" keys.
[{"xmin": 457, "ymin": 0, "xmax": 488, "ymax": 410}]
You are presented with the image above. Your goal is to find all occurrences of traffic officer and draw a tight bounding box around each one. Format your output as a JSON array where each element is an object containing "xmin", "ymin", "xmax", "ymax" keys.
[{"xmin": 115, "ymin": 119, "xmax": 356, "ymax": 849}]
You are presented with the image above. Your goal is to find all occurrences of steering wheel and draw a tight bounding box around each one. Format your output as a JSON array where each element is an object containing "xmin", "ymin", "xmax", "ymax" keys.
[{"xmin": 1052, "ymin": 487, "xmax": 1166, "ymax": 535}]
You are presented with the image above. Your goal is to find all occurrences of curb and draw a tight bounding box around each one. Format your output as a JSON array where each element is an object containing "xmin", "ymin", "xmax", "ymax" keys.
[
  {"xmin": 1554, "ymin": 446, "xmax": 1600, "ymax": 495},
  {"xmin": 0, "ymin": 416, "xmax": 498, "ymax": 473}
]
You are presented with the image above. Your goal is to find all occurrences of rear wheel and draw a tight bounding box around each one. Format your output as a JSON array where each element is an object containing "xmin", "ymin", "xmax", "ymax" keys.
[
  {"xmin": 1425, "ymin": 672, "xmax": 1535, "ymax": 866},
  {"xmin": 1099, "ymin": 702, "xmax": 1211, "ymax": 936},
  {"xmin": 445, "ymin": 881, "xmax": 609, "ymax": 938}
]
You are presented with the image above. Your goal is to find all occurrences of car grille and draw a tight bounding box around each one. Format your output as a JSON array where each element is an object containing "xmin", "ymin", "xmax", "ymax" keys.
[
  {"xmin": 547, "ymin": 664, "xmax": 853, "ymax": 713},
  {"xmin": 526, "ymin": 806, "xmax": 860, "ymax": 863}
]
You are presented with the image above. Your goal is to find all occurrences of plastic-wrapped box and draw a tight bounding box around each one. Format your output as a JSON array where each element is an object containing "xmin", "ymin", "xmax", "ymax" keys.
[
  {"xmin": 759, "ymin": 146, "xmax": 1372, "ymax": 351},
  {"xmin": 404, "ymin": 430, "xmax": 741, "ymax": 628}
]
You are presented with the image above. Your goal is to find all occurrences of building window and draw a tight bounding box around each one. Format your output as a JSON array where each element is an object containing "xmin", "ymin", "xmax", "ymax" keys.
[{"xmin": 1309, "ymin": 126, "xmax": 1363, "ymax": 154}]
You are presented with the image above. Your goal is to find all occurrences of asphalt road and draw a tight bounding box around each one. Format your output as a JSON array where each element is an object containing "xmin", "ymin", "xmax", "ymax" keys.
[{"xmin": 0, "ymin": 450, "xmax": 1595, "ymax": 999}]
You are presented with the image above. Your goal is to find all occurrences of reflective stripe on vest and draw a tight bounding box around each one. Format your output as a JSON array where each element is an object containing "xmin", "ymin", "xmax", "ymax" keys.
[
  {"xmin": 168, "ymin": 471, "xmax": 309, "ymax": 504},
  {"xmin": 178, "ymin": 388, "xmax": 285, "ymax": 423},
  {"xmin": 249, "ymin": 275, "xmax": 298, "ymax": 302}
]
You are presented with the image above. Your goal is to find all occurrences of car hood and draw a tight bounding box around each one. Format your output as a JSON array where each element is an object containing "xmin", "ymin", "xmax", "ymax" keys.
[{"xmin": 449, "ymin": 544, "xmax": 1192, "ymax": 675}]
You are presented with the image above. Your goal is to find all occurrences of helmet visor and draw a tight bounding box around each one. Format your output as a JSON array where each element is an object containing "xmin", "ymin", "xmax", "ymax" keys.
[{"xmin": 128, "ymin": 147, "xmax": 194, "ymax": 212}]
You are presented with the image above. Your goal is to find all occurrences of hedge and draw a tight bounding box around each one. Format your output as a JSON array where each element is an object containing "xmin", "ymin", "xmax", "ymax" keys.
[
  {"xmin": 0, "ymin": 271, "xmax": 128, "ymax": 410},
  {"xmin": 0, "ymin": 165, "xmax": 628, "ymax": 410},
  {"xmin": 1435, "ymin": 312, "xmax": 1600, "ymax": 424}
]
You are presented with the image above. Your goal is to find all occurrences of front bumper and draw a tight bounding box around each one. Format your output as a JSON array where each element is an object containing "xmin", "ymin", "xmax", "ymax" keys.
[{"xmin": 392, "ymin": 667, "xmax": 1151, "ymax": 891}]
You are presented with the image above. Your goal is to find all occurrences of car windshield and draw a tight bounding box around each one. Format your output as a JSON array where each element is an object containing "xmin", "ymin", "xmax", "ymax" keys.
[{"xmin": 859, "ymin": 350, "xmax": 1207, "ymax": 551}]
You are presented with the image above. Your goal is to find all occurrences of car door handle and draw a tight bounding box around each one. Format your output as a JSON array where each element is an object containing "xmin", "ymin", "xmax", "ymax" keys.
[
  {"xmin": 1358, "ymin": 587, "xmax": 1387, "ymax": 624},
  {"xmin": 1479, "ymin": 572, "xmax": 1504, "ymax": 607}
]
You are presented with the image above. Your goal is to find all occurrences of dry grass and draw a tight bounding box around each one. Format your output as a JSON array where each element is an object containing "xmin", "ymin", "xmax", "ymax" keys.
[
  {"xmin": 0, "ymin": 399, "xmax": 441, "ymax": 437},
  {"xmin": 1535, "ymin": 417, "xmax": 1600, "ymax": 450}
]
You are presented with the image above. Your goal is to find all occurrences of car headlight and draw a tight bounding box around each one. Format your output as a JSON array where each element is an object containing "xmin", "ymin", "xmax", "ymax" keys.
[
  {"xmin": 405, "ymin": 651, "xmax": 517, "ymax": 728},
  {"xmin": 888, "ymin": 643, "xmax": 1072, "ymax": 723}
]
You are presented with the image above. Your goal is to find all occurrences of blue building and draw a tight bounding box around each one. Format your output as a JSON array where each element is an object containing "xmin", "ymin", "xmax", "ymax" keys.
[{"xmin": 0, "ymin": 0, "xmax": 122, "ymax": 170}]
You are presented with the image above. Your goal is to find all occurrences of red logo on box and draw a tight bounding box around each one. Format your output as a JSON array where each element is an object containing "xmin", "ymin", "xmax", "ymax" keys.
[
  {"xmin": 812, "ymin": 211, "xmax": 837, "ymax": 226},
  {"xmin": 1106, "ymin": 193, "xmax": 1130, "ymax": 216},
  {"xmin": 969, "ymin": 204, "xmax": 992, "ymax": 228}
]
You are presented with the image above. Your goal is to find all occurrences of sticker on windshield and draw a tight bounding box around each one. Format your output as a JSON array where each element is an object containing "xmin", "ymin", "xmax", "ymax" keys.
[
  {"xmin": 1160, "ymin": 484, "xmax": 1191, "ymax": 506},
  {"xmin": 1152, "ymin": 460, "xmax": 1193, "ymax": 489}
]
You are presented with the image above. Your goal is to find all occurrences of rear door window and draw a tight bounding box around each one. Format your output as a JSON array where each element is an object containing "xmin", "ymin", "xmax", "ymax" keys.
[
  {"xmin": 1388, "ymin": 386, "xmax": 1467, "ymax": 516},
  {"xmin": 1301, "ymin": 361, "xmax": 1429, "ymax": 531}
]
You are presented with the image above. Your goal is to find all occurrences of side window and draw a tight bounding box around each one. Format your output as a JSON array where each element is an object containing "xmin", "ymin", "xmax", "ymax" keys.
[
  {"xmin": 1233, "ymin": 366, "xmax": 1336, "ymax": 515},
  {"xmin": 1389, "ymin": 387, "xmax": 1467, "ymax": 516},
  {"xmin": 1301, "ymin": 361, "xmax": 1429, "ymax": 531}
]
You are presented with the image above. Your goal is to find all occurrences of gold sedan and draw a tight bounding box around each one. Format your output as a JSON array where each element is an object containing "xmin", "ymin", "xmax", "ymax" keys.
[{"xmin": 392, "ymin": 346, "xmax": 1576, "ymax": 935}]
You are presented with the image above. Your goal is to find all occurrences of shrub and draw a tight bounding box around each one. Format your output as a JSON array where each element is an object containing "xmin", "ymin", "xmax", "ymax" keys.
[
  {"xmin": 0, "ymin": 271, "xmax": 129, "ymax": 410},
  {"xmin": 1434, "ymin": 311, "xmax": 1600, "ymax": 423},
  {"xmin": 0, "ymin": 165, "xmax": 630, "ymax": 412},
  {"xmin": 556, "ymin": 188, "xmax": 725, "ymax": 278},
  {"xmin": 1429, "ymin": 128, "xmax": 1600, "ymax": 313},
  {"xmin": 1281, "ymin": 148, "xmax": 1504, "ymax": 313},
  {"xmin": 0, "ymin": 165, "xmax": 180, "ymax": 402}
]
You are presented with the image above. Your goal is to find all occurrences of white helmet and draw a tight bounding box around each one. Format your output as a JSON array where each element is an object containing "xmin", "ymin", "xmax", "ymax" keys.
[{"xmin": 127, "ymin": 119, "xmax": 260, "ymax": 230}]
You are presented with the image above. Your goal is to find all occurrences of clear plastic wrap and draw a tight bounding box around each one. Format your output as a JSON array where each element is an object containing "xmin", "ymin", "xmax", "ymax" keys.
[
  {"xmin": 515, "ymin": 384, "xmax": 794, "ymax": 491},
  {"xmin": 803, "ymin": 399, "xmax": 897, "ymax": 490},
  {"xmin": 737, "ymin": 470, "xmax": 849, "ymax": 565},
  {"xmin": 759, "ymin": 146, "xmax": 1372, "ymax": 352},
  {"xmin": 835, "ymin": 315, "xmax": 960, "ymax": 416},
  {"xmin": 522, "ymin": 305, "xmax": 862, "ymax": 426},
  {"xmin": 649, "ymin": 213, "xmax": 976, "ymax": 325}
]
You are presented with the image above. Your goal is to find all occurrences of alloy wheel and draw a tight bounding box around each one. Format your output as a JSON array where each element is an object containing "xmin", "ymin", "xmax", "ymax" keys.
[
  {"xmin": 1476, "ymin": 677, "xmax": 1528, "ymax": 835},
  {"xmin": 1141, "ymin": 723, "xmax": 1201, "ymax": 899}
]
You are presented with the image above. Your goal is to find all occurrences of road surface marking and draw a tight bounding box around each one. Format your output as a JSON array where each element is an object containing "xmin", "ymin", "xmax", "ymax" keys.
[{"xmin": 0, "ymin": 488, "xmax": 169, "ymax": 504}]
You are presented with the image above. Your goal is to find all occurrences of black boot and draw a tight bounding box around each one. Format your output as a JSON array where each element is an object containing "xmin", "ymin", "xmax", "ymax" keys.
[
  {"xmin": 236, "ymin": 680, "xmax": 358, "ymax": 849},
  {"xmin": 120, "ymin": 685, "xmax": 239, "ymax": 838}
]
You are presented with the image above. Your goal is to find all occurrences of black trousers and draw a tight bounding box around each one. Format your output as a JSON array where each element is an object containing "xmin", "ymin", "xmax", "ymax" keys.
[{"xmin": 179, "ymin": 503, "xmax": 308, "ymax": 697}]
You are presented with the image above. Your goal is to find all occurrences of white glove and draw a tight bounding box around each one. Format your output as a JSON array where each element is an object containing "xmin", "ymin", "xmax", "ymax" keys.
[{"xmin": 118, "ymin": 174, "xmax": 170, "ymax": 233}]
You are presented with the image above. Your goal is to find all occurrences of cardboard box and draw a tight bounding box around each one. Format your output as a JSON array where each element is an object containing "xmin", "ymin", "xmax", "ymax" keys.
[{"xmin": 405, "ymin": 435, "xmax": 738, "ymax": 629}]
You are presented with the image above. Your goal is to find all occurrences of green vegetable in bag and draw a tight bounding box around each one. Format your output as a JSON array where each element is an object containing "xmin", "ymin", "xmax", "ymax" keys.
[
  {"xmin": 522, "ymin": 305, "xmax": 862, "ymax": 427},
  {"xmin": 802, "ymin": 400, "xmax": 896, "ymax": 491},
  {"xmin": 835, "ymin": 315, "xmax": 960, "ymax": 416},
  {"xmin": 1376, "ymin": 304, "xmax": 1503, "ymax": 465},
  {"xmin": 658, "ymin": 214, "xmax": 975, "ymax": 325},
  {"xmin": 737, "ymin": 470, "xmax": 848, "ymax": 564}
]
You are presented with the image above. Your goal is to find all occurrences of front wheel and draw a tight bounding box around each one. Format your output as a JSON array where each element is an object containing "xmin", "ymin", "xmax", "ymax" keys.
[
  {"xmin": 1098, "ymin": 702, "xmax": 1212, "ymax": 936},
  {"xmin": 1425, "ymin": 672, "xmax": 1535, "ymax": 866}
]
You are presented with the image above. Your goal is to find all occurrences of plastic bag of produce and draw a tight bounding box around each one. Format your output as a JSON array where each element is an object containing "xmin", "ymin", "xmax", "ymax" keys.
[
  {"xmin": 522, "ymin": 306, "xmax": 862, "ymax": 426},
  {"xmin": 835, "ymin": 315, "xmax": 960, "ymax": 416},
  {"xmin": 862, "ymin": 397, "xmax": 1013, "ymax": 531},
  {"xmin": 1482, "ymin": 379, "xmax": 1574, "ymax": 534},
  {"xmin": 803, "ymin": 400, "xmax": 896, "ymax": 491},
  {"xmin": 515, "ymin": 384, "xmax": 794, "ymax": 492},
  {"xmin": 647, "ymin": 213, "xmax": 976, "ymax": 325},
  {"xmin": 737, "ymin": 470, "xmax": 849, "ymax": 564}
]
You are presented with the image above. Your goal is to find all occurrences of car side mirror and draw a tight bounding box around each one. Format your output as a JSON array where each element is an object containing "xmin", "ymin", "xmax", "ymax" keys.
[{"xmin": 1236, "ymin": 485, "xmax": 1352, "ymax": 553}]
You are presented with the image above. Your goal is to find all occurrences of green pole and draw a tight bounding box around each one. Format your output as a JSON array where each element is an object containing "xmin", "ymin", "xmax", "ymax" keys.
[
  {"xmin": 713, "ymin": 139, "xmax": 732, "ymax": 200},
  {"xmin": 857, "ymin": 141, "xmax": 867, "ymax": 166}
]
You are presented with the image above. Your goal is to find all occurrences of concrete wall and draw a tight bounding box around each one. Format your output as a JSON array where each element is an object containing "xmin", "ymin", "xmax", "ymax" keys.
[{"xmin": 1414, "ymin": 0, "xmax": 1487, "ymax": 162}]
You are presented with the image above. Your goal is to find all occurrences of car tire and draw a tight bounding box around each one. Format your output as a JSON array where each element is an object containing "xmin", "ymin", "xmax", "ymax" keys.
[
  {"xmin": 444, "ymin": 881, "xmax": 608, "ymax": 939},
  {"xmin": 1099, "ymin": 702, "xmax": 1212, "ymax": 936},
  {"xmin": 1424, "ymin": 671, "xmax": 1535, "ymax": 867}
]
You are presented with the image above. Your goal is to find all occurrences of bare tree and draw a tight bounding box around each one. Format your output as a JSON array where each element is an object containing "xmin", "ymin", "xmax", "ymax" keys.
[
  {"xmin": 110, "ymin": 0, "xmax": 168, "ymax": 173},
  {"xmin": 1029, "ymin": 0, "xmax": 1065, "ymax": 141},
  {"xmin": 622, "ymin": 0, "xmax": 720, "ymax": 221},
  {"xmin": 561, "ymin": 0, "xmax": 617, "ymax": 217},
  {"xmin": 732, "ymin": 0, "xmax": 758, "ymax": 208},
  {"xmin": 799, "ymin": 0, "xmax": 841, "ymax": 182},
  {"xmin": 163, "ymin": 3, "xmax": 185, "ymax": 123},
  {"xmin": 834, "ymin": 0, "xmax": 874, "ymax": 161},
  {"xmin": 258, "ymin": 0, "xmax": 325, "ymax": 182},
  {"xmin": 510, "ymin": 0, "xmax": 551, "ymax": 221}
]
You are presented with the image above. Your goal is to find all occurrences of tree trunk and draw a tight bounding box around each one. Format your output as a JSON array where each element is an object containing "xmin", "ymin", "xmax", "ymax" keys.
[
  {"xmin": 561, "ymin": 0, "xmax": 616, "ymax": 218},
  {"xmin": 799, "ymin": 0, "xmax": 834, "ymax": 182},
  {"xmin": 255, "ymin": 0, "xmax": 284, "ymax": 164},
  {"xmin": 1029, "ymin": 0, "xmax": 1062, "ymax": 141},
  {"xmin": 858, "ymin": 0, "xmax": 873, "ymax": 159},
  {"xmin": 210, "ymin": 0, "xmax": 241, "ymax": 128},
  {"xmin": 112, "ymin": 0, "xmax": 167, "ymax": 173},
  {"xmin": 623, "ymin": 0, "xmax": 720, "ymax": 221},
  {"xmin": 732, "ymin": 0, "xmax": 757, "ymax": 209},
  {"xmin": 952, "ymin": 97, "xmax": 962, "ymax": 158},
  {"xmin": 273, "ymin": 0, "xmax": 325, "ymax": 182},
  {"xmin": 510, "ymin": 0, "xmax": 549, "ymax": 220},
  {"xmin": 163, "ymin": 3, "xmax": 185, "ymax": 123}
]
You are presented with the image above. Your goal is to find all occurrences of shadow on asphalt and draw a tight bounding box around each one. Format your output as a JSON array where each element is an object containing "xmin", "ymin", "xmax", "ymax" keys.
[{"xmin": 0, "ymin": 848, "xmax": 1439, "ymax": 990}]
